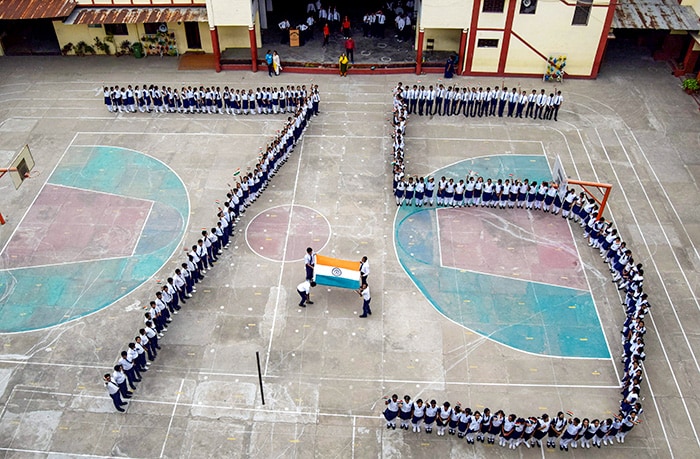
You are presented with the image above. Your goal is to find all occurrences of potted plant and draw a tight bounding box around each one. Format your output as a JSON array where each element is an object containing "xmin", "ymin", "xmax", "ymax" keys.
[
  {"xmin": 61, "ymin": 42, "xmax": 74, "ymax": 55},
  {"xmin": 682, "ymin": 77, "xmax": 699, "ymax": 94}
]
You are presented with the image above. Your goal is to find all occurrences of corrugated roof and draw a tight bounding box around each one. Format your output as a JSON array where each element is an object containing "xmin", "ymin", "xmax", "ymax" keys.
[
  {"xmin": 0, "ymin": 0, "xmax": 77, "ymax": 20},
  {"xmin": 66, "ymin": 7, "xmax": 208, "ymax": 25},
  {"xmin": 613, "ymin": 0, "xmax": 700, "ymax": 30}
]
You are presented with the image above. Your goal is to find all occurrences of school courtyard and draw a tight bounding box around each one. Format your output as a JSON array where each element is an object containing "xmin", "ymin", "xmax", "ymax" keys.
[{"xmin": 0, "ymin": 44, "xmax": 698, "ymax": 458}]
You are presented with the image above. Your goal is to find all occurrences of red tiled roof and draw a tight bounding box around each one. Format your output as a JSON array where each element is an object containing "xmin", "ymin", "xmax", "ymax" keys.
[
  {"xmin": 0, "ymin": 0, "xmax": 77, "ymax": 20},
  {"xmin": 68, "ymin": 6, "xmax": 208, "ymax": 25}
]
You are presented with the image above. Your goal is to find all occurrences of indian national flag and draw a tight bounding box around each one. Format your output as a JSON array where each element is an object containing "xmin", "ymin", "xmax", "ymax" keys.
[{"xmin": 313, "ymin": 255, "xmax": 361, "ymax": 290}]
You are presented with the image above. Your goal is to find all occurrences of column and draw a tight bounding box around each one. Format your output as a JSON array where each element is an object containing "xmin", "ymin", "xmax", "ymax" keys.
[
  {"xmin": 210, "ymin": 27, "xmax": 221, "ymax": 72},
  {"xmin": 457, "ymin": 29, "xmax": 468, "ymax": 75},
  {"xmin": 249, "ymin": 26, "xmax": 258, "ymax": 72},
  {"xmin": 415, "ymin": 28, "xmax": 425, "ymax": 75}
]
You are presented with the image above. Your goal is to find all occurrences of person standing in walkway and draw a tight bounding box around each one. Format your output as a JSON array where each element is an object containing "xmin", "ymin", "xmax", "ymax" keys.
[
  {"xmin": 345, "ymin": 37, "xmax": 355, "ymax": 64},
  {"xmin": 265, "ymin": 50, "xmax": 274, "ymax": 77},
  {"xmin": 273, "ymin": 51, "xmax": 282, "ymax": 76},
  {"xmin": 304, "ymin": 247, "xmax": 316, "ymax": 280},
  {"xmin": 358, "ymin": 283, "xmax": 372, "ymax": 317},
  {"xmin": 104, "ymin": 374, "xmax": 127, "ymax": 412},
  {"xmin": 339, "ymin": 53, "xmax": 349, "ymax": 76},
  {"xmin": 323, "ymin": 23, "xmax": 330, "ymax": 47}
]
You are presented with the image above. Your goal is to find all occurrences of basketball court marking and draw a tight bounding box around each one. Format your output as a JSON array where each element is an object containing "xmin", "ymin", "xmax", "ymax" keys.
[
  {"xmin": 393, "ymin": 154, "xmax": 611, "ymax": 359},
  {"xmin": 244, "ymin": 204, "xmax": 331, "ymax": 263},
  {"xmin": 554, "ymin": 113, "xmax": 697, "ymax": 450},
  {"xmin": 0, "ymin": 144, "xmax": 189, "ymax": 333}
]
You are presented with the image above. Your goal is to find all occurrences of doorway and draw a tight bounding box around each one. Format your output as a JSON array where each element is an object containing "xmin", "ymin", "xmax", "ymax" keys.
[{"xmin": 184, "ymin": 22, "xmax": 202, "ymax": 49}]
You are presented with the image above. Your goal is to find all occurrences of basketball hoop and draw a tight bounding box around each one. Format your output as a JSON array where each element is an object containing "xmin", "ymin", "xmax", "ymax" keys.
[
  {"xmin": 552, "ymin": 155, "xmax": 612, "ymax": 220},
  {"xmin": 0, "ymin": 144, "xmax": 37, "ymax": 225}
]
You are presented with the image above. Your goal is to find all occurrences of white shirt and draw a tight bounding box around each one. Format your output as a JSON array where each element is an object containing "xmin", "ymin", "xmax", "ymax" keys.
[
  {"xmin": 361, "ymin": 285, "xmax": 371, "ymax": 301},
  {"xmin": 360, "ymin": 260, "xmax": 370, "ymax": 277},
  {"xmin": 297, "ymin": 280, "xmax": 311, "ymax": 294}
]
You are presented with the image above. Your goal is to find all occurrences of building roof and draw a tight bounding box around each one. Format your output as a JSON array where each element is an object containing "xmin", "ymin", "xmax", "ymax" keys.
[
  {"xmin": 65, "ymin": 6, "xmax": 208, "ymax": 25},
  {"xmin": 0, "ymin": 0, "xmax": 77, "ymax": 20},
  {"xmin": 613, "ymin": 0, "xmax": 700, "ymax": 30}
]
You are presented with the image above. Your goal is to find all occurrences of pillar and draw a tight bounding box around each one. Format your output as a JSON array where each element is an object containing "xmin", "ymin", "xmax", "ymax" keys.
[
  {"xmin": 210, "ymin": 27, "xmax": 221, "ymax": 72},
  {"xmin": 457, "ymin": 29, "xmax": 468, "ymax": 75},
  {"xmin": 249, "ymin": 26, "xmax": 258, "ymax": 72},
  {"xmin": 415, "ymin": 28, "xmax": 425, "ymax": 75},
  {"xmin": 682, "ymin": 42, "xmax": 699, "ymax": 75}
]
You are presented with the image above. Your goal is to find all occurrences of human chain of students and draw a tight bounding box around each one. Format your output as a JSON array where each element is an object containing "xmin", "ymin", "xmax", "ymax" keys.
[
  {"xmin": 387, "ymin": 87, "xmax": 647, "ymax": 450},
  {"xmin": 393, "ymin": 81, "xmax": 563, "ymax": 120},
  {"xmin": 102, "ymin": 84, "xmax": 320, "ymax": 116},
  {"xmin": 103, "ymin": 88, "xmax": 320, "ymax": 413},
  {"xmin": 381, "ymin": 397, "xmax": 639, "ymax": 451}
]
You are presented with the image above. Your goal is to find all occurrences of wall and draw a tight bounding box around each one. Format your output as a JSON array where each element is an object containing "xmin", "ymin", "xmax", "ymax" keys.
[
  {"xmin": 218, "ymin": 25, "xmax": 251, "ymax": 49},
  {"xmin": 210, "ymin": 0, "xmax": 253, "ymax": 26},
  {"xmin": 52, "ymin": 21, "xmax": 212, "ymax": 55},
  {"xmin": 420, "ymin": 0, "xmax": 471, "ymax": 29},
  {"xmin": 471, "ymin": 30, "xmax": 503, "ymax": 73},
  {"xmin": 505, "ymin": 1, "xmax": 609, "ymax": 76},
  {"xmin": 423, "ymin": 28, "xmax": 461, "ymax": 52}
]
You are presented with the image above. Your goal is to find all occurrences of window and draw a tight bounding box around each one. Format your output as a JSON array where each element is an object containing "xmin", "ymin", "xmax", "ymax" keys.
[
  {"xmin": 104, "ymin": 24, "xmax": 128, "ymax": 36},
  {"xmin": 477, "ymin": 39, "xmax": 499, "ymax": 48},
  {"xmin": 144, "ymin": 23, "xmax": 160, "ymax": 35},
  {"xmin": 482, "ymin": 0, "xmax": 506, "ymax": 13},
  {"xmin": 144, "ymin": 23, "xmax": 169, "ymax": 35},
  {"xmin": 572, "ymin": 0, "xmax": 593, "ymax": 25},
  {"xmin": 520, "ymin": 0, "xmax": 537, "ymax": 14}
]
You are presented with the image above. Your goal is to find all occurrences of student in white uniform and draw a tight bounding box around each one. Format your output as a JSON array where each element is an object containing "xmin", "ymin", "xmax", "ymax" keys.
[
  {"xmin": 411, "ymin": 399, "xmax": 425, "ymax": 432},
  {"xmin": 383, "ymin": 394, "xmax": 400, "ymax": 429},
  {"xmin": 398, "ymin": 395, "xmax": 413, "ymax": 430},
  {"xmin": 423, "ymin": 400, "xmax": 438, "ymax": 434}
]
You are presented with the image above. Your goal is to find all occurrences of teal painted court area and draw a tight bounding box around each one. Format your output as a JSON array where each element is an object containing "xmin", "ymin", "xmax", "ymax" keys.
[
  {"xmin": 394, "ymin": 155, "xmax": 610, "ymax": 359},
  {"xmin": 0, "ymin": 146, "xmax": 188, "ymax": 333}
]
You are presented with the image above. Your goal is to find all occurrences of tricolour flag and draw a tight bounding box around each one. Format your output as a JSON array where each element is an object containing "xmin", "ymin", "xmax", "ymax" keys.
[{"xmin": 313, "ymin": 255, "xmax": 361, "ymax": 290}]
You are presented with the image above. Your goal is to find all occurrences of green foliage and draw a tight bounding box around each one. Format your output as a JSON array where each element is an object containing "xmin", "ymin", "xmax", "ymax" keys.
[
  {"xmin": 682, "ymin": 78, "xmax": 699, "ymax": 92},
  {"xmin": 61, "ymin": 42, "xmax": 74, "ymax": 55}
]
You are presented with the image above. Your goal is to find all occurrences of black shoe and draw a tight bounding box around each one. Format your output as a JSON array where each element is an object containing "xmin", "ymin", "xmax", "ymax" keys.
[
  {"xmin": 359, "ymin": 315, "xmax": 367, "ymax": 318},
  {"xmin": 306, "ymin": 301, "xmax": 314, "ymax": 304},
  {"xmin": 299, "ymin": 304, "xmax": 306, "ymax": 307},
  {"xmin": 124, "ymin": 395, "xmax": 132, "ymax": 399},
  {"xmin": 117, "ymin": 407, "xmax": 126, "ymax": 412}
]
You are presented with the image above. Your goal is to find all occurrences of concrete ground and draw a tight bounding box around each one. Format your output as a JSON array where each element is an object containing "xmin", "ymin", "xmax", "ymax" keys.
[{"xmin": 0, "ymin": 43, "xmax": 698, "ymax": 458}]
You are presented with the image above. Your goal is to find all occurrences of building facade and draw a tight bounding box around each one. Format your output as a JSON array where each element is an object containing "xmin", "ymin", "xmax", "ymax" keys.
[{"xmin": 0, "ymin": 0, "xmax": 698, "ymax": 78}]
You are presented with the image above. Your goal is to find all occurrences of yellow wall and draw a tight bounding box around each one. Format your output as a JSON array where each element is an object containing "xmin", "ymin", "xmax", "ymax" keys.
[
  {"xmin": 507, "ymin": 2, "xmax": 608, "ymax": 76},
  {"xmin": 421, "ymin": 0, "xmax": 471, "ymax": 29},
  {"xmin": 477, "ymin": 2, "xmax": 509, "ymax": 29},
  {"xmin": 471, "ymin": 30, "xmax": 503, "ymax": 73},
  {"xmin": 423, "ymin": 29, "xmax": 461, "ymax": 52},
  {"xmin": 210, "ymin": 0, "xmax": 253, "ymax": 26},
  {"xmin": 52, "ymin": 21, "xmax": 212, "ymax": 55},
  {"xmin": 218, "ymin": 26, "xmax": 251, "ymax": 49}
]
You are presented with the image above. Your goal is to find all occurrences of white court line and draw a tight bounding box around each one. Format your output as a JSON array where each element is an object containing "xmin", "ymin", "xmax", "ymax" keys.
[
  {"xmin": 567, "ymin": 123, "xmax": 673, "ymax": 455},
  {"xmin": 613, "ymin": 129, "xmax": 700, "ymax": 321},
  {"xmin": 628, "ymin": 131, "xmax": 700, "ymax": 262},
  {"xmin": 264, "ymin": 135, "xmax": 306, "ymax": 376},
  {"xmin": 0, "ymin": 359, "xmax": 617, "ymax": 389},
  {"xmin": 243, "ymin": 204, "xmax": 331, "ymax": 265},
  {"xmin": 50, "ymin": 182, "xmax": 155, "ymax": 203},
  {"xmin": 0, "ymin": 132, "xmax": 79, "ymax": 256},
  {"xmin": 351, "ymin": 416, "xmax": 356, "ymax": 459},
  {"xmin": 132, "ymin": 201, "xmax": 155, "ymax": 257},
  {"xmin": 593, "ymin": 127, "xmax": 699, "ymax": 449},
  {"xmin": 159, "ymin": 378, "xmax": 185, "ymax": 458},
  {"xmin": 0, "ymin": 254, "xmax": 133, "ymax": 273},
  {"xmin": 0, "ymin": 448, "xmax": 128, "ymax": 459},
  {"xmin": 543, "ymin": 126, "xmax": 618, "ymax": 380}
]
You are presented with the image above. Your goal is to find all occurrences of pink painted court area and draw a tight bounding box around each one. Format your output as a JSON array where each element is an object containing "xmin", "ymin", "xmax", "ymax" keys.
[
  {"xmin": 2, "ymin": 184, "xmax": 152, "ymax": 269},
  {"xmin": 246, "ymin": 205, "xmax": 330, "ymax": 261},
  {"xmin": 438, "ymin": 207, "xmax": 587, "ymax": 290}
]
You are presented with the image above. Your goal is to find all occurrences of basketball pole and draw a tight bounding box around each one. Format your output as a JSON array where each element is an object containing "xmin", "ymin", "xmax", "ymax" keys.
[
  {"xmin": 568, "ymin": 179, "xmax": 612, "ymax": 221},
  {"xmin": 0, "ymin": 167, "xmax": 18, "ymax": 225}
]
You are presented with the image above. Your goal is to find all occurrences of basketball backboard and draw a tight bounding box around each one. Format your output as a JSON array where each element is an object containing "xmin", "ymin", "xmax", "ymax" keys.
[{"xmin": 8, "ymin": 144, "xmax": 35, "ymax": 189}]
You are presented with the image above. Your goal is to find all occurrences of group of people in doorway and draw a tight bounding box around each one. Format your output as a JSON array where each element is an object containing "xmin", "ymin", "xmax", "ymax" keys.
[
  {"xmin": 393, "ymin": 81, "xmax": 564, "ymax": 121},
  {"xmin": 103, "ymin": 87, "xmax": 320, "ymax": 412},
  {"xmin": 382, "ymin": 396, "xmax": 639, "ymax": 451},
  {"xmin": 388, "ymin": 85, "xmax": 647, "ymax": 447},
  {"xmin": 102, "ymin": 84, "xmax": 317, "ymax": 116}
]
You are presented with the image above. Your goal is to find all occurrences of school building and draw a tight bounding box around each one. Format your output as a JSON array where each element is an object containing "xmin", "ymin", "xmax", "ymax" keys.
[{"xmin": 0, "ymin": 0, "xmax": 699, "ymax": 78}]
